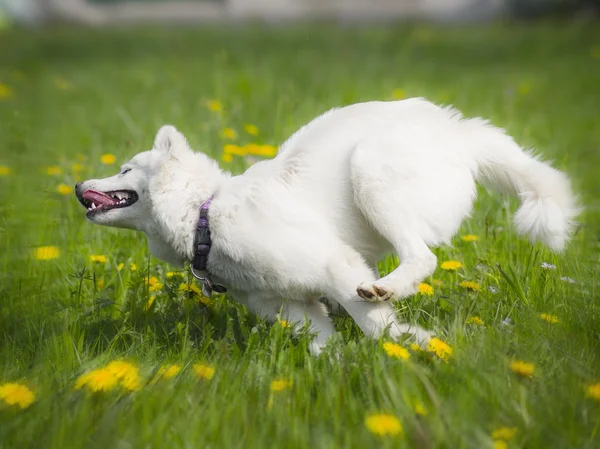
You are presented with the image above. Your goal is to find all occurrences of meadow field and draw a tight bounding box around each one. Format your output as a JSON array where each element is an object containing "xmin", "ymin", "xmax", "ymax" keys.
[{"xmin": 0, "ymin": 22, "xmax": 599, "ymax": 448}]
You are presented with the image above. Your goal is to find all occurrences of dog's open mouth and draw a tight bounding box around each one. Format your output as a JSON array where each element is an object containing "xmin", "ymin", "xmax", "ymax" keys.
[{"xmin": 79, "ymin": 190, "xmax": 138, "ymax": 215}]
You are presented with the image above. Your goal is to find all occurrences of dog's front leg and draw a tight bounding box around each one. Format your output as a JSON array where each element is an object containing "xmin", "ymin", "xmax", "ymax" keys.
[
  {"xmin": 280, "ymin": 300, "xmax": 336, "ymax": 355},
  {"xmin": 240, "ymin": 292, "xmax": 335, "ymax": 355}
]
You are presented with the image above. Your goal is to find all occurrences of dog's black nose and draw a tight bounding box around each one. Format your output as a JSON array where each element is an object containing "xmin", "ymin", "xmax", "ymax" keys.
[{"xmin": 75, "ymin": 182, "xmax": 82, "ymax": 190}]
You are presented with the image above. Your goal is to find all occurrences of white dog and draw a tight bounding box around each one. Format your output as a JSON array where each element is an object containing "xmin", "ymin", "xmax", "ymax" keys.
[{"xmin": 75, "ymin": 98, "xmax": 578, "ymax": 354}]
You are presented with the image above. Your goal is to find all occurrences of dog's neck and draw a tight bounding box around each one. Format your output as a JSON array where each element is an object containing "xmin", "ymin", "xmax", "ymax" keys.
[{"xmin": 145, "ymin": 151, "xmax": 229, "ymax": 267}]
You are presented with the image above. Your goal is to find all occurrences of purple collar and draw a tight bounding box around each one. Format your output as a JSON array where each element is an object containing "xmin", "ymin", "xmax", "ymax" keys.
[{"xmin": 190, "ymin": 195, "xmax": 227, "ymax": 296}]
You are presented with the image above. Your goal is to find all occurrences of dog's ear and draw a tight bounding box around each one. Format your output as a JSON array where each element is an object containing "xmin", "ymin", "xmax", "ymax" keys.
[{"xmin": 153, "ymin": 125, "xmax": 189, "ymax": 155}]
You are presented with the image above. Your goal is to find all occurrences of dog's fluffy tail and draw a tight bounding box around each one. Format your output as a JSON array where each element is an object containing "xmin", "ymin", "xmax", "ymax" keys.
[{"xmin": 463, "ymin": 118, "xmax": 579, "ymax": 252}]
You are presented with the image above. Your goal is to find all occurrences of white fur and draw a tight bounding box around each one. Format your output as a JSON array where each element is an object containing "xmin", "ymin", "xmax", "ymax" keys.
[{"xmin": 76, "ymin": 98, "xmax": 579, "ymax": 354}]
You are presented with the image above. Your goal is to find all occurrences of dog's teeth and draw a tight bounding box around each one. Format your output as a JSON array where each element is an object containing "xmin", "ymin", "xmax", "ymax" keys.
[
  {"xmin": 91, "ymin": 203, "xmax": 96, "ymax": 209},
  {"xmin": 116, "ymin": 194, "xmax": 123, "ymax": 200}
]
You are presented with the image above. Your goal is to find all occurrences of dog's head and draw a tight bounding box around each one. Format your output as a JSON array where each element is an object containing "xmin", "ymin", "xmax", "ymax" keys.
[{"xmin": 75, "ymin": 126, "xmax": 199, "ymax": 232}]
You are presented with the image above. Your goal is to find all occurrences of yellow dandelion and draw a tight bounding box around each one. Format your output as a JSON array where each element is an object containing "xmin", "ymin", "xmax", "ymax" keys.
[
  {"xmin": 166, "ymin": 271, "xmax": 183, "ymax": 279},
  {"xmin": 221, "ymin": 128, "xmax": 237, "ymax": 140},
  {"xmin": 427, "ymin": 337, "xmax": 453, "ymax": 361},
  {"xmin": 71, "ymin": 163, "xmax": 84, "ymax": 172},
  {"xmin": 418, "ymin": 283, "xmax": 434, "ymax": 296},
  {"xmin": 0, "ymin": 383, "xmax": 35, "ymax": 409},
  {"xmin": 459, "ymin": 280, "xmax": 480, "ymax": 291},
  {"xmin": 461, "ymin": 234, "xmax": 479, "ymax": 242},
  {"xmin": 96, "ymin": 278, "xmax": 105, "ymax": 290},
  {"xmin": 243, "ymin": 123, "xmax": 259, "ymax": 136},
  {"xmin": 117, "ymin": 263, "xmax": 124, "ymax": 271},
  {"xmin": 0, "ymin": 82, "xmax": 13, "ymax": 99},
  {"xmin": 105, "ymin": 360, "xmax": 141, "ymax": 391},
  {"xmin": 55, "ymin": 78, "xmax": 71, "ymax": 90},
  {"xmin": 157, "ymin": 364, "xmax": 181, "ymax": 380},
  {"xmin": 130, "ymin": 263, "xmax": 137, "ymax": 271},
  {"xmin": 101, "ymin": 154, "xmax": 116, "ymax": 165},
  {"xmin": 75, "ymin": 368, "xmax": 119, "ymax": 392},
  {"xmin": 146, "ymin": 276, "xmax": 162, "ymax": 292},
  {"xmin": 410, "ymin": 343, "xmax": 423, "ymax": 352},
  {"xmin": 383, "ymin": 342, "xmax": 410, "ymax": 360},
  {"xmin": 149, "ymin": 283, "xmax": 163, "ymax": 293},
  {"xmin": 279, "ymin": 319, "xmax": 289, "ymax": 328},
  {"xmin": 46, "ymin": 165, "xmax": 62, "ymax": 176},
  {"xmin": 493, "ymin": 441, "xmax": 508, "ymax": 449},
  {"xmin": 89, "ymin": 254, "xmax": 107, "ymax": 263},
  {"xmin": 540, "ymin": 313, "xmax": 559, "ymax": 324},
  {"xmin": 270, "ymin": 378, "xmax": 293, "ymax": 392},
  {"xmin": 33, "ymin": 246, "xmax": 60, "ymax": 260},
  {"xmin": 491, "ymin": 427, "xmax": 518, "ymax": 441},
  {"xmin": 56, "ymin": 183, "xmax": 73, "ymax": 195},
  {"xmin": 441, "ymin": 260, "xmax": 462, "ymax": 271},
  {"xmin": 0, "ymin": 165, "xmax": 11, "ymax": 176},
  {"xmin": 413, "ymin": 27, "xmax": 434, "ymax": 42},
  {"xmin": 224, "ymin": 144, "xmax": 246, "ymax": 156},
  {"xmin": 222, "ymin": 153, "xmax": 233, "ymax": 163},
  {"xmin": 245, "ymin": 143, "xmax": 277, "ymax": 158},
  {"xmin": 206, "ymin": 99, "xmax": 222, "ymax": 112},
  {"xmin": 466, "ymin": 316, "xmax": 485, "ymax": 326},
  {"xmin": 413, "ymin": 401, "xmax": 427, "ymax": 416},
  {"xmin": 509, "ymin": 360, "xmax": 535, "ymax": 378},
  {"xmin": 392, "ymin": 88, "xmax": 405, "ymax": 100},
  {"xmin": 585, "ymin": 382, "xmax": 600, "ymax": 401},
  {"xmin": 517, "ymin": 82, "xmax": 532, "ymax": 95},
  {"xmin": 365, "ymin": 413, "xmax": 403, "ymax": 437},
  {"xmin": 193, "ymin": 363, "xmax": 215, "ymax": 380},
  {"xmin": 179, "ymin": 282, "xmax": 202, "ymax": 296},
  {"xmin": 145, "ymin": 296, "xmax": 156, "ymax": 311}
]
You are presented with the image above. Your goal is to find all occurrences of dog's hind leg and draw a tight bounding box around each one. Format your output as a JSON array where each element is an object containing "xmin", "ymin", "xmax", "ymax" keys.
[{"xmin": 351, "ymin": 141, "xmax": 441, "ymax": 302}]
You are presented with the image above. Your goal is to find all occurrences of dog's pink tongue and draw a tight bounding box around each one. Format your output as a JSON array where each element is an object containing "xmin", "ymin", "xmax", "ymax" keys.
[{"xmin": 82, "ymin": 190, "xmax": 117, "ymax": 206}]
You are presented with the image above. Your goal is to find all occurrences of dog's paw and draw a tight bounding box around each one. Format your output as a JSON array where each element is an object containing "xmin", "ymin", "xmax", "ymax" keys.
[
  {"xmin": 357, "ymin": 282, "xmax": 395, "ymax": 302},
  {"xmin": 411, "ymin": 328, "xmax": 433, "ymax": 349}
]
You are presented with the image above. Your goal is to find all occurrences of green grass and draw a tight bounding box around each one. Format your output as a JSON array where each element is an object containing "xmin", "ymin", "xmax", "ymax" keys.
[{"xmin": 1, "ymin": 22, "xmax": 600, "ymax": 449}]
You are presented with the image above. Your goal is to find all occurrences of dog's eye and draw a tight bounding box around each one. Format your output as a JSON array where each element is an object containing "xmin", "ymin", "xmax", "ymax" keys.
[{"xmin": 121, "ymin": 168, "xmax": 132, "ymax": 175}]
